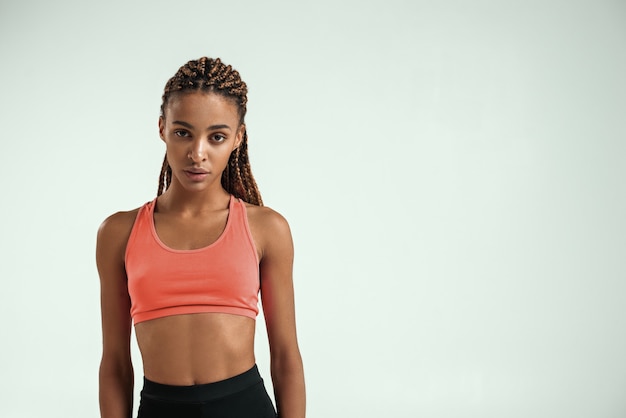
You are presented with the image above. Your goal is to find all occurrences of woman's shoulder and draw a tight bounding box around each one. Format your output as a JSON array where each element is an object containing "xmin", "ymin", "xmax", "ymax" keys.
[
  {"xmin": 243, "ymin": 202, "xmax": 293, "ymax": 259},
  {"xmin": 97, "ymin": 206, "xmax": 142, "ymax": 247},
  {"xmin": 243, "ymin": 202, "xmax": 291, "ymax": 234}
]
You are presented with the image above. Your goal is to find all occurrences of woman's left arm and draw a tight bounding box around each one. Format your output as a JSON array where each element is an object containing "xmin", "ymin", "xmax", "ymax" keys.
[{"xmin": 258, "ymin": 209, "xmax": 305, "ymax": 418}]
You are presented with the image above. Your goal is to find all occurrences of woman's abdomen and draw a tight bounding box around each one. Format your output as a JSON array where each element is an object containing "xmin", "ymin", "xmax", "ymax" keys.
[{"xmin": 135, "ymin": 312, "xmax": 257, "ymax": 385}]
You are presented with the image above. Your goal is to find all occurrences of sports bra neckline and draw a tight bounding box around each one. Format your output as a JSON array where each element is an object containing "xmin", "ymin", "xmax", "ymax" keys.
[{"xmin": 149, "ymin": 194, "xmax": 236, "ymax": 254}]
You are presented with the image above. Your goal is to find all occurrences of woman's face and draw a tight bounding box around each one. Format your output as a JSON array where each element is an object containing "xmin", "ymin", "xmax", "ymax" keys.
[{"xmin": 159, "ymin": 92, "xmax": 244, "ymax": 193}]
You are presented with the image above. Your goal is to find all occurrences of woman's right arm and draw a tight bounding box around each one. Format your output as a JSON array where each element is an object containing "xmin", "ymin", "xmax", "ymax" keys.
[{"xmin": 96, "ymin": 212, "xmax": 136, "ymax": 418}]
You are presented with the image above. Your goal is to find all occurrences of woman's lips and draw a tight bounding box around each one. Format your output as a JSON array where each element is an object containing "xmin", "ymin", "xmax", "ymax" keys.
[{"xmin": 184, "ymin": 169, "xmax": 209, "ymax": 181}]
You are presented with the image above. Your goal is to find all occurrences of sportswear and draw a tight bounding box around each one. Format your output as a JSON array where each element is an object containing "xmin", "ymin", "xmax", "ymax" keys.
[
  {"xmin": 125, "ymin": 195, "xmax": 259, "ymax": 324},
  {"xmin": 137, "ymin": 365, "xmax": 277, "ymax": 418}
]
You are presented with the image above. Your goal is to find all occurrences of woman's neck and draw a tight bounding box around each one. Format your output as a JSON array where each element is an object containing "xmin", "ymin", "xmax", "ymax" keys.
[{"xmin": 157, "ymin": 182, "xmax": 231, "ymax": 215}]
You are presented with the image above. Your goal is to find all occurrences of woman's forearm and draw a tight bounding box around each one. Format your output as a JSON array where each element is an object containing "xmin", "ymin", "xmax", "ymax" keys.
[
  {"xmin": 271, "ymin": 354, "xmax": 305, "ymax": 418},
  {"xmin": 99, "ymin": 360, "xmax": 134, "ymax": 418}
]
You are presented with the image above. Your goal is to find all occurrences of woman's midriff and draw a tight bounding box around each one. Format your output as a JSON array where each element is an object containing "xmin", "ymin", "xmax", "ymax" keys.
[{"xmin": 134, "ymin": 312, "xmax": 257, "ymax": 385}]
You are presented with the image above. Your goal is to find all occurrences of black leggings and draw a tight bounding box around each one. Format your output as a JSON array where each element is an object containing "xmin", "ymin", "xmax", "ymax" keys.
[{"xmin": 137, "ymin": 365, "xmax": 277, "ymax": 418}]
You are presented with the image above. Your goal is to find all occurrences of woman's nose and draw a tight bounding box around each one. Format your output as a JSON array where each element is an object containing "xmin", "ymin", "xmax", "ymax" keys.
[{"xmin": 188, "ymin": 140, "xmax": 207, "ymax": 162}]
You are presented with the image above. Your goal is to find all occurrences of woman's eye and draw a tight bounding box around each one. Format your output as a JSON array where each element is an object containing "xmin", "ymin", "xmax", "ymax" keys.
[
  {"xmin": 212, "ymin": 134, "xmax": 227, "ymax": 143},
  {"xmin": 174, "ymin": 130, "xmax": 190, "ymax": 138}
]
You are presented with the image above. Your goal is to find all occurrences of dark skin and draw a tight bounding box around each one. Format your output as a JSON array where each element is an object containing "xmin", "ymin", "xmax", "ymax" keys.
[{"xmin": 97, "ymin": 92, "xmax": 305, "ymax": 417}]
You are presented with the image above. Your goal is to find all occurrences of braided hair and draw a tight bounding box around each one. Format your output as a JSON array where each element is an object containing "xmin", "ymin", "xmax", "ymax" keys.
[{"xmin": 157, "ymin": 57, "xmax": 263, "ymax": 206}]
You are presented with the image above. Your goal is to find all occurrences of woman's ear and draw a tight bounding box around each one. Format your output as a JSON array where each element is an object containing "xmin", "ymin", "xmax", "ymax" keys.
[
  {"xmin": 158, "ymin": 116, "xmax": 165, "ymax": 142},
  {"xmin": 234, "ymin": 124, "xmax": 245, "ymax": 149}
]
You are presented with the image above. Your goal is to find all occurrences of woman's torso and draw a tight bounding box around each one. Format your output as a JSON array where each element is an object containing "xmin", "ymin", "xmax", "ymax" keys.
[{"xmin": 124, "ymin": 194, "xmax": 261, "ymax": 385}]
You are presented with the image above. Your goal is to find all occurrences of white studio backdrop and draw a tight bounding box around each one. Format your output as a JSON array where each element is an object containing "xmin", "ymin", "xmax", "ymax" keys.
[{"xmin": 0, "ymin": 0, "xmax": 625, "ymax": 417}]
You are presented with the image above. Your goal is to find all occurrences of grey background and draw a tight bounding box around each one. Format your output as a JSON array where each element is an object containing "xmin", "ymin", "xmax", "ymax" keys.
[{"xmin": 0, "ymin": 0, "xmax": 625, "ymax": 417}]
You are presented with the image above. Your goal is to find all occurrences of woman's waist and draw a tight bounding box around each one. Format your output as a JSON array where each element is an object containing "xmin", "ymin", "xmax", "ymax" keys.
[
  {"xmin": 142, "ymin": 356, "xmax": 258, "ymax": 387},
  {"xmin": 141, "ymin": 364, "xmax": 264, "ymax": 403}
]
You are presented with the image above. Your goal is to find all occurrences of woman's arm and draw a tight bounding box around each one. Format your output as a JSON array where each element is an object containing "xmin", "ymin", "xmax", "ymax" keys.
[
  {"xmin": 96, "ymin": 212, "xmax": 136, "ymax": 418},
  {"xmin": 258, "ymin": 209, "xmax": 306, "ymax": 418}
]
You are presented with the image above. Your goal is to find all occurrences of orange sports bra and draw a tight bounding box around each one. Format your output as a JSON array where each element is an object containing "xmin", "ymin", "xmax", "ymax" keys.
[{"xmin": 125, "ymin": 195, "xmax": 260, "ymax": 324}]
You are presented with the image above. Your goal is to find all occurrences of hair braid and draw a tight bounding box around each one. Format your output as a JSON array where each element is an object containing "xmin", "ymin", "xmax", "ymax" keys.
[
  {"xmin": 157, "ymin": 57, "xmax": 263, "ymax": 205},
  {"xmin": 157, "ymin": 153, "xmax": 174, "ymax": 197}
]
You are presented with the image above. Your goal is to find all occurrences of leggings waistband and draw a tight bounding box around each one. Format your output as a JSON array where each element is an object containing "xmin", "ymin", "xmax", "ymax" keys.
[{"xmin": 141, "ymin": 364, "xmax": 262, "ymax": 403}]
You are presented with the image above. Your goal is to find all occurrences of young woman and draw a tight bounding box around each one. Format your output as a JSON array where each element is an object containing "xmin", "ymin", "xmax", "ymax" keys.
[{"xmin": 97, "ymin": 57, "xmax": 305, "ymax": 418}]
